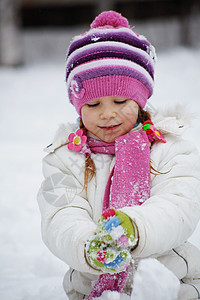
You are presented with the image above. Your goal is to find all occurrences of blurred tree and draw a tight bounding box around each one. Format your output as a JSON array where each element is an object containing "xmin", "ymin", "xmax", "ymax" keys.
[
  {"xmin": 0, "ymin": 0, "xmax": 23, "ymax": 66},
  {"xmin": 95, "ymin": 0, "xmax": 115, "ymax": 14},
  {"xmin": 180, "ymin": 0, "xmax": 198, "ymax": 46}
]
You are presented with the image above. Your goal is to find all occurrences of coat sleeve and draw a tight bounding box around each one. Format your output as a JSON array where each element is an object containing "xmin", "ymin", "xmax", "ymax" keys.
[
  {"xmin": 120, "ymin": 135, "xmax": 200, "ymax": 258},
  {"xmin": 37, "ymin": 151, "xmax": 101, "ymax": 275}
]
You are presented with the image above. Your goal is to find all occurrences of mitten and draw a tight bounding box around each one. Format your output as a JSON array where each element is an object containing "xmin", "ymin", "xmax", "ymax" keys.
[{"xmin": 86, "ymin": 209, "xmax": 137, "ymax": 273}]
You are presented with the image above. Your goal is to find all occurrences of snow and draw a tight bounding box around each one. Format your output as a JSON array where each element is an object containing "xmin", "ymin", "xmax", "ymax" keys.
[
  {"xmin": 96, "ymin": 291, "xmax": 130, "ymax": 300},
  {"xmin": 110, "ymin": 225, "xmax": 124, "ymax": 240},
  {"xmin": 1, "ymin": 45, "xmax": 200, "ymax": 299},
  {"xmin": 131, "ymin": 258, "xmax": 180, "ymax": 300},
  {"xmin": 96, "ymin": 258, "xmax": 180, "ymax": 300}
]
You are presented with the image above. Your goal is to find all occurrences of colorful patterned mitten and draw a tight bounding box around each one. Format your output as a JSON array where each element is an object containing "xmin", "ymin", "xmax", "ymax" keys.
[{"xmin": 86, "ymin": 209, "xmax": 137, "ymax": 273}]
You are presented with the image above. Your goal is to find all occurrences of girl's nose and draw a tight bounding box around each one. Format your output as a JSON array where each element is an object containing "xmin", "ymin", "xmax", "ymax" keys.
[{"xmin": 100, "ymin": 110, "xmax": 117, "ymax": 120}]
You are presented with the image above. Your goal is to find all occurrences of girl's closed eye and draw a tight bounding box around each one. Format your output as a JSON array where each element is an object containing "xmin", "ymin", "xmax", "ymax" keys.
[
  {"xmin": 87, "ymin": 102, "xmax": 100, "ymax": 107},
  {"xmin": 114, "ymin": 100, "xmax": 127, "ymax": 104}
]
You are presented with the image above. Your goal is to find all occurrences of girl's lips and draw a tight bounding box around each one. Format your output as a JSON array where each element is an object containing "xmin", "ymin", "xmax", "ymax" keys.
[{"xmin": 98, "ymin": 124, "xmax": 122, "ymax": 131}]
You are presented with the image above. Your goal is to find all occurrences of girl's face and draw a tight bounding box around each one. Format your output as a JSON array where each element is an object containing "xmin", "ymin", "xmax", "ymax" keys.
[{"xmin": 81, "ymin": 96, "xmax": 139, "ymax": 143}]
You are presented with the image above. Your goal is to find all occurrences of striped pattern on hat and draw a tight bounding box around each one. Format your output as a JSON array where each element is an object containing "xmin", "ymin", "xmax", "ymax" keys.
[{"xmin": 66, "ymin": 11, "xmax": 156, "ymax": 115}]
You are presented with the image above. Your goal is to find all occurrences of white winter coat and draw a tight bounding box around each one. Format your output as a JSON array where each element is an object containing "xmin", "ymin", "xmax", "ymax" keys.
[{"xmin": 37, "ymin": 107, "xmax": 200, "ymax": 299}]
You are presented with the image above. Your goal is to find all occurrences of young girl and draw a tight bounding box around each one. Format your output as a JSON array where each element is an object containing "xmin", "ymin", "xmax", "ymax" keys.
[{"xmin": 37, "ymin": 11, "xmax": 200, "ymax": 300}]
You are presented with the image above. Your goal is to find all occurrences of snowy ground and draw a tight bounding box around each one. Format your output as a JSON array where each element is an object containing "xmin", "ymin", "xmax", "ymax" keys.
[{"xmin": 1, "ymin": 46, "xmax": 200, "ymax": 299}]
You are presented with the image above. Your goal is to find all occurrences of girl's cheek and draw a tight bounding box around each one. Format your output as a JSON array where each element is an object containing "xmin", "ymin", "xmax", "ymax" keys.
[{"xmin": 121, "ymin": 106, "xmax": 138, "ymax": 119}]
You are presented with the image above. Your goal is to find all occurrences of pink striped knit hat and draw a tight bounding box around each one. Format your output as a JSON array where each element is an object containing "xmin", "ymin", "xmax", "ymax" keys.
[{"xmin": 66, "ymin": 11, "xmax": 156, "ymax": 116}]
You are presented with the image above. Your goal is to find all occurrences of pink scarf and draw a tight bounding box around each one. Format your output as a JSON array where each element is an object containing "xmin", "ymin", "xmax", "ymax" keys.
[{"xmin": 87, "ymin": 129, "xmax": 151, "ymax": 299}]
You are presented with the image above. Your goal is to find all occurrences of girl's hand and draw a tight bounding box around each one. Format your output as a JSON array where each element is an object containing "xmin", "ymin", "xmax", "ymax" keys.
[{"xmin": 85, "ymin": 209, "xmax": 137, "ymax": 273}]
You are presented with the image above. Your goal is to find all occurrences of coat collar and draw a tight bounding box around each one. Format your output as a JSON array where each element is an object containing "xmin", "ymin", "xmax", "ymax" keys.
[{"xmin": 152, "ymin": 105, "xmax": 191, "ymax": 136}]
